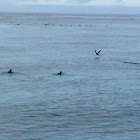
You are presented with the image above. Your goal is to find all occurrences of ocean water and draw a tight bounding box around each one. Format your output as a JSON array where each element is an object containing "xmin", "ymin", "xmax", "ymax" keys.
[{"xmin": 0, "ymin": 13, "xmax": 140, "ymax": 140}]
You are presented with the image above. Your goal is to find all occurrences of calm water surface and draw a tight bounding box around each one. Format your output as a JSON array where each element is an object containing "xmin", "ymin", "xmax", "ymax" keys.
[{"xmin": 0, "ymin": 13, "xmax": 140, "ymax": 140}]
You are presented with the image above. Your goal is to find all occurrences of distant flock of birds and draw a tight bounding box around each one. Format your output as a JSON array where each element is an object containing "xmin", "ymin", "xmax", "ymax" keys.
[
  {"xmin": 7, "ymin": 22, "xmax": 107, "ymax": 28},
  {"xmin": 7, "ymin": 50, "xmax": 101, "ymax": 75}
]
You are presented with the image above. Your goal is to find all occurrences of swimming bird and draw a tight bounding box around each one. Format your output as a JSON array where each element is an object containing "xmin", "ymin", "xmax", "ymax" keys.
[
  {"xmin": 8, "ymin": 69, "xmax": 13, "ymax": 73},
  {"xmin": 95, "ymin": 50, "xmax": 101, "ymax": 55},
  {"xmin": 58, "ymin": 71, "xmax": 62, "ymax": 75}
]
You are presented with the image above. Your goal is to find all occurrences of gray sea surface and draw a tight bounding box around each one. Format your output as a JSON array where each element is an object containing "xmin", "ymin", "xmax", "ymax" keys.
[{"xmin": 0, "ymin": 13, "xmax": 140, "ymax": 140}]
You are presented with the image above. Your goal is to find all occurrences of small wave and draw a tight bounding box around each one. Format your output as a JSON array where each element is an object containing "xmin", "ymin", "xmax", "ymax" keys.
[
  {"xmin": 0, "ymin": 71, "xmax": 28, "ymax": 76},
  {"xmin": 50, "ymin": 112, "xmax": 62, "ymax": 117},
  {"xmin": 52, "ymin": 73, "xmax": 67, "ymax": 76},
  {"xmin": 124, "ymin": 62, "xmax": 140, "ymax": 65},
  {"xmin": 52, "ymin": 73, "xmax": 73, "ymax": 76}
]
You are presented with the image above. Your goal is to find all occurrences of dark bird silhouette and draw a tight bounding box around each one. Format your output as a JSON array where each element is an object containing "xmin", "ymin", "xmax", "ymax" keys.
[
  {"xmin": 8, "ymin": 69, "xmax": 13, "ymax": 73},
  {"xmin": 95, "ymin": 50, "xmax": 101, "ymax": 55},
  {"xmin": 58, "ymin": 71, "xmax": 62, "ymax": 75}
]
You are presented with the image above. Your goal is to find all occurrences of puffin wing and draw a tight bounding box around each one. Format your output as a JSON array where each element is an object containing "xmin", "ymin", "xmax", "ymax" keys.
[{"xmin": 98, "ymin": 50, "xmax": 101, "ymax": 54}]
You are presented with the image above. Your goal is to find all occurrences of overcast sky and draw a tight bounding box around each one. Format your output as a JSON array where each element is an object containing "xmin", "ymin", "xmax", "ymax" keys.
[{"xmin": 1, "ymin": 0, "xmax": 140, "ymax": 14}]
